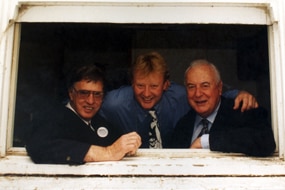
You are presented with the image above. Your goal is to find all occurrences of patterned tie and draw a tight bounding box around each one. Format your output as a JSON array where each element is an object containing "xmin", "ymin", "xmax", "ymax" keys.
[
  {"xmin": 148, "ymin": 110, "xmax": 163, "ymax": 148},
  {"xmin": 198, "ymin": 118, "xmax": 209, "ymax": 138},
  {"xmin": 88, "ymin": 121, "xmax": 95, "ymax": 132}
]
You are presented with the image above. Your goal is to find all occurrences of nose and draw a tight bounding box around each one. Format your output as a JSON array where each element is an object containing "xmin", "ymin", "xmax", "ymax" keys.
[
  {"xmin": 142, "ymin": 86, "xmax": 151, "ymax": 97},
  {"xmin": 194, "ymin": 87, "xmax": 203, "ymax": 97},
  {"xmin": 86, "ymin": 94, "xmax": 95, "ymax": 104}
]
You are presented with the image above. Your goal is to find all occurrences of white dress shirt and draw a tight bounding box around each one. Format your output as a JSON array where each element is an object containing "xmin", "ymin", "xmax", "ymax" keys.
[{"xmin": 191, "ymin": 101, "xmax": 221, "ymax": 148}]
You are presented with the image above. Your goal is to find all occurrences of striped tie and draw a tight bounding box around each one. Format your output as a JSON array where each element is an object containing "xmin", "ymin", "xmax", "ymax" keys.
[
  {"xmin": 198, "ymin": 118, "xmax": 209, "ymax": 137},
  {"xmin": 148, "ymin": 110, "xmax": 162, "ymax": 148}
]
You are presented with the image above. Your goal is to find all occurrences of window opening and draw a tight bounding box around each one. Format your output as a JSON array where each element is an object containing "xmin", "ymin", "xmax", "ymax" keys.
[{"xmin": 14, "ymin": 23, "xmax": 270, "ymax": 149}]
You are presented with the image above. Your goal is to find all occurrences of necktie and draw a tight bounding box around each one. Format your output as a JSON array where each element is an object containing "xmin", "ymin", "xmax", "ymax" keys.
[
  {"xmin": 88, "ymin": 121, "xmax": 95, "ymax": 132},
  {"xmin": 197, "ymin": 118, "xmax": 209, "ymax": 137},
  {"xmin": 148, "ymin": 110, "xmax": 163, "ymax": 148}
]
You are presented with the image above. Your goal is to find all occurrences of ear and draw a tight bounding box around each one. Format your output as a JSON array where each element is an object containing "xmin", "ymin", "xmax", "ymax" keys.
[
  {"xmin": 163, "ymin": 80, "xmax": 170, "ymax": 90},
  {"xmin": 68, "ymin": 88, "xmax": 74, "ymax": 101},
  {"xmin": 218, "ymin": 81, "xmax": 223, "ymax": 95}
]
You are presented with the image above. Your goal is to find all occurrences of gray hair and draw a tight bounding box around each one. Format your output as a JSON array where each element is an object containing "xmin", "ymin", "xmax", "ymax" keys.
[{"xmin": 184, "ymin": 59, "xmax": 221, "ymax": 84}]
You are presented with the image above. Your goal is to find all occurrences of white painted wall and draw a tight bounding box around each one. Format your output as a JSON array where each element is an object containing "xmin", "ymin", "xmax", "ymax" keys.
[{"xmin": 1, "ymin": 1, "xmax": 285, "ymax": 189}]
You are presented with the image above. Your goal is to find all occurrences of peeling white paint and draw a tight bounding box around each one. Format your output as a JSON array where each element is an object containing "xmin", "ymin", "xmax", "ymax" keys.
[
  {"xmin": 1, "ymin": 150, "xmax": 285, "ymax": 189},
  {"xmin": 1, "ymin": 1, "xmax": 285, "ymax": 189}
]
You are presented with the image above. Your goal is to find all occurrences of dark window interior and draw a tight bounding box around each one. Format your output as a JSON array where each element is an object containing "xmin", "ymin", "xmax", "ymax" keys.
[{"xmin": 14, "ymin": 23, "xmax": 270, "ymax": 147}]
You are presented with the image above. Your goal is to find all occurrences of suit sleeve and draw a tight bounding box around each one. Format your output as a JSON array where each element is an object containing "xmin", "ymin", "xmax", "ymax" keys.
[
  {"xmin": 209, "ymin": 107, "xmax": 276, "ymax": 157},
  {"xmin": 170, "ymin": 113, "xmax": 193, "ymax": 148},
  {"xmin": 26, "ymin": 114, "xmax": 90, "ymax": 165},
  {"xmin": 25, "ymin": 106, "xmax": 92, "ymax": 165}
]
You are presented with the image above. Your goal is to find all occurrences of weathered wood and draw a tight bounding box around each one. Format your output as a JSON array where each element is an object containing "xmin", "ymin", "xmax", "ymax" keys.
[
  {"xmin": 1, "ymin": 150, "xmax": 285, "ymax": 189},
  {"xmin": 1, "ymin": 149, "xmax": 284, "ymax": 177},
  {"xmin": 1, "ymin": 176, "xmax": 285, "ymax": 189}
]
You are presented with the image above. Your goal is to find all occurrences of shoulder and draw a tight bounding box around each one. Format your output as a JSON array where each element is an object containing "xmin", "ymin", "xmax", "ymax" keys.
[
  {"xmin": 176, "ymin": 110, "xmax": 195, "ymax": 127},
  {"xmin": 92, "ymin": 113, "xmax": 124, "ymax": 134},
  {"xmin": 164, "ymin": 82, "xmax": 186, "ymax": 98},
  {"xmin": 219, "ymin": 97, "xmax": 268, "ymax": 119},
  {"xmin": 167, "ymin": 82, "xmax": 185, "ymax": 92},
  {"xmin": 102, "ymin": 85, "xmax": 133, "ymax": 107},
  {"xmin": 104, "ymin": 85, "xmax": 133, "ymax": 100},
  {"xmin": 220, "ymin": 97, "xmax": 235, "ymax": 109},
  {"xmin": 92, "ymin": 113, "xmax": 110, "ymax": 124},
  {"xmin": 218, "ymin": 97, "xmax": 241, "ymax": 117},
  {"xmin": 244, "ymin": 105, "xmax": 269, "ymax": 119},
  {"xmin": 34, "ymin": 103, "xmax": 71, "ymax": 122}
]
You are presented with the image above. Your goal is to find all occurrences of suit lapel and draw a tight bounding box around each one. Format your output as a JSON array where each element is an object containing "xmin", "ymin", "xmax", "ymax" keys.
[{"xmin": 210, "ymin": 97, "xmax": 235, "ymax": 132}]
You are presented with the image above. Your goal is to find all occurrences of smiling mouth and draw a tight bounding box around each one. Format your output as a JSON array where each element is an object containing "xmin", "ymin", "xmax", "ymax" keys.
[
  {"xmin": 195, "ymin": 100, "xmax": 207, "ymax": 105},
  {"xmin": 84, "ymin": 106, "xmax": 94, "ymax": 111},
  {"xmin": 142, "ymin": 97, "xmax": 153, "ymax": 103}
]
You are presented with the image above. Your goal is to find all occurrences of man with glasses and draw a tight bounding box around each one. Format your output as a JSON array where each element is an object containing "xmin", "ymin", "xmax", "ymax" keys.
[{"xmin": 26, "ymin": 64, "xmax": 141, "ymax": 165}]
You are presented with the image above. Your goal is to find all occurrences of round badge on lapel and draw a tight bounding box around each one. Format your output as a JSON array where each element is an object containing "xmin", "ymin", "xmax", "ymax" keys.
[{"xmin": 97, "ymin": 127, "xmax": 108, "ymax": 138}]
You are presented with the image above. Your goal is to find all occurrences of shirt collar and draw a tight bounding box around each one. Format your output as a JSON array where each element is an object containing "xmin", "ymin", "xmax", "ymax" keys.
[
  {"xmin": 133, "ymin": 95, "xmax": 161, "ymax": 116},
  {"xmin": 196, "ymin": 100, "xmax": 221, "ymax": 124}
]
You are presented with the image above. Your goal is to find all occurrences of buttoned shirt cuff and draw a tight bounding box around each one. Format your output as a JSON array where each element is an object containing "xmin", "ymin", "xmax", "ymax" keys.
[{"xmin": 201, "ymin": 134, "xmax": 210, "ymax": 149}]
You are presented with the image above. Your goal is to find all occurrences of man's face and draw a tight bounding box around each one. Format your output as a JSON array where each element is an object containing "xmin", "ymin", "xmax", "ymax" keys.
[
  {"xmin": 69, "ymin": 79, "xmax": 104, "ymax": 120},
  {"xmin": 185, "ymin": 65, "xmax": 222, "ymax": 118},
  {"xmin": 132, "ymin": 71, "xmax": 169, "ymax": 110}
]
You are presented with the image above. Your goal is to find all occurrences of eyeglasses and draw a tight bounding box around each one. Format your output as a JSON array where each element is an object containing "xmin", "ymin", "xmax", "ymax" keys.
[{"xmin": 72, "ymin": 87, "xmax": 104, "ymax": 100}]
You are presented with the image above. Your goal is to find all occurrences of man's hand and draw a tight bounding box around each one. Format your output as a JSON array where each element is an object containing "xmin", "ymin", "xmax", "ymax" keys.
[
  {"xmin": 190, "ymin": 137, "xmax": 202, "ymax": 149},
  {"xmin": 233, "ymin": 90, "xmax": 259, "ymax": 112},
  {"xmin": 84, "ymin": 132, "xmax": 141, "ymax": 162},
  {"xmin": 107, "ymin": 131, "xmax": 142, "ymax": 159}
]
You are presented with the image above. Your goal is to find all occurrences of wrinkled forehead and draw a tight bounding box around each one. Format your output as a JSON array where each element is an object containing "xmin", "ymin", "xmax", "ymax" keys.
[{"xmin": 187, "ymin": 65, "xmax": 216, "ymax": 81}]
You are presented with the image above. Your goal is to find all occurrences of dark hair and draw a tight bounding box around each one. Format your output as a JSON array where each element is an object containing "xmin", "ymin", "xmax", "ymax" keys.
[{"xmin": 67, "ymin": 63, "xmax": 106, "ymax": 90}]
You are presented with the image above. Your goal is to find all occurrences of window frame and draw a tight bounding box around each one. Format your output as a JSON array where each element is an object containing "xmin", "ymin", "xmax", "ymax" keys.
[{"xmin": 0, "ymin": 0, "xmax": 284, "ymax": 160}]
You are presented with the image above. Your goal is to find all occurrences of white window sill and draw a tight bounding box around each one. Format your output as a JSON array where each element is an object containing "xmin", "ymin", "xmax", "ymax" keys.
[
  {"xmin": 1, "ymin": 149, "xmax": 285, "ymax": 189},
  {"xmin": 1, "ymin": 149, "xmax": 283, "ymax": 176}
]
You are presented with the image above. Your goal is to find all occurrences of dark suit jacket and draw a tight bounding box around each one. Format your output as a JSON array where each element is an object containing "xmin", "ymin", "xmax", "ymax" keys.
[
  {"xmin": 26, "ymin": 104, "xmax": 123, "ymax": 165},
  {"xmin": 171, "ymin": 97, "xmax": 276, "ymax": 157}
]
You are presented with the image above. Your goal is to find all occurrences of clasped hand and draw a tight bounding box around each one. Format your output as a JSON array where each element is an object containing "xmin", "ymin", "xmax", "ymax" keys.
[{"xmin": 111, "ymin": 131, "xmax": 142, "ymax": 159}]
